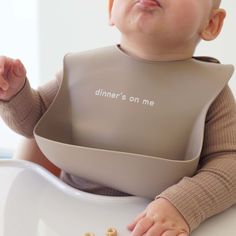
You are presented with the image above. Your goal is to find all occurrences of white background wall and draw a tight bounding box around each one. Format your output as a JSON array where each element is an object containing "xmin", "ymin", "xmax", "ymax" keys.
[{"xmin": 0, "ymin": 0, "xmax": 236, "ymax": 156}]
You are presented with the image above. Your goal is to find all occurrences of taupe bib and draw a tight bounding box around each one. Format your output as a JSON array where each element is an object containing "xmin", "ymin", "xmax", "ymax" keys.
[{"xmin": 34, "ymin": 45, "xmax": 234, "ymax": 198}]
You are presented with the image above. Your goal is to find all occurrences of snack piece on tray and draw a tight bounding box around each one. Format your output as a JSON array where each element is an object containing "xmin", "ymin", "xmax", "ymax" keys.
[
  {"xmin": 83, "ymin": 232, "xmax": 95, "ymax": 236},
  {"xmin": 106, "ymin": 227, "xmax": 118, "ymax": 236}
]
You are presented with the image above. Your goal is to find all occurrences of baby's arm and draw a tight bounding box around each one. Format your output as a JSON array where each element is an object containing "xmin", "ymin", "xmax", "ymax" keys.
[
  {"xmin": 14, "ymin": 138, "xmax": 61, "ymax": 176},
  {"xmin": 157, "ymin": 85, "xmax": 236, "ymax": 231},
  {"xmin": 0, "ymin": 56, "xmax": 61, "ymax": 137},
  {"xmin": 128, "ymin": 85, "xmax": 236, "ymax": 235}
]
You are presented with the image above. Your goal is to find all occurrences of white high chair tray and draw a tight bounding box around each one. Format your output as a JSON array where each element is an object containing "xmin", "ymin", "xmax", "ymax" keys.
[{"xmin": 0, "ymin": 160, "xmax": 235, "ymax": 236}]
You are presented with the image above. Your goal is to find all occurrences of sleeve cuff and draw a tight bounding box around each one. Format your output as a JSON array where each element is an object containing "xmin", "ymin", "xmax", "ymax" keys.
[{"xmin": 0, "ymin": 79, "xmax": 36, "ymax": 122}]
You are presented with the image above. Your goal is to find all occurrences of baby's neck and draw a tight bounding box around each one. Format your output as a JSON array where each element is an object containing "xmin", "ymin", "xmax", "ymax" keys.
[{"xmin": 120, "ymin": 37, "xmax": 195, "ymax": 62}]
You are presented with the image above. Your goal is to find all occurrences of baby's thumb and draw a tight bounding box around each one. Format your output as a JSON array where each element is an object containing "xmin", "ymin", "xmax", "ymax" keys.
[{"xmin": 12, "ymin": 59, "xmax": 26, "ymax": 78}]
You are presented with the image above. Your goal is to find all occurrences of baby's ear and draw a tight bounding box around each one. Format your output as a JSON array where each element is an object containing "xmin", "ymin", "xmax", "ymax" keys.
[
  {"xmin": 108, "ymin": 0, "xmax": 115, "ymax": 26},
  {"xmin": 200, "ymin": 8, "xmax": 226, "ymax": 41}
]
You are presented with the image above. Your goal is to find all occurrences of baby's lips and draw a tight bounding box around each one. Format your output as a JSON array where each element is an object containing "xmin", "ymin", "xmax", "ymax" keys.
[{"xmin": 139, "ymin": 0, "xmax": 162, "ymax": 8}]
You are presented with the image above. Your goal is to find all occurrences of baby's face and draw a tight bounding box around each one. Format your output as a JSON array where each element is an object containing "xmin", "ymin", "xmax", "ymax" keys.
[{"xmin": 109, "ymin": 0, "xmax": 216, "ymax": 46}]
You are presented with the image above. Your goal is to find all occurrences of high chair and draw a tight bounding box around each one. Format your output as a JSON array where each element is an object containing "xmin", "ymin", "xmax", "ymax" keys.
[{"xmin": 0, "ymin": 138, "xmax": 236, "ymax": 236}]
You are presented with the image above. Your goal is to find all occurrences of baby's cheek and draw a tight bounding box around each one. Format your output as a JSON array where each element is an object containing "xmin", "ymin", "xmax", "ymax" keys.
[{"xmin": 169, "ymin": 0, "xmax": 204, "ymax": 34}]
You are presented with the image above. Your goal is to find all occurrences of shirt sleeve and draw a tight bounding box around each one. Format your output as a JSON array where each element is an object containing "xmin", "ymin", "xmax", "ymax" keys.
[
  {"xmin": 157, "ymin": 85, "xmax": 236, "ymax": 232},
  {"xmin": 0, "ymin": 71, "xmax": 62, "ymax": 137}
]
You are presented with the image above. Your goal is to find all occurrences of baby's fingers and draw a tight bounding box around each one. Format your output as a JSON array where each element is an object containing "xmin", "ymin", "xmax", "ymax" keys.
[
  {"xmin": 0, "ymin": 56, "xmax": 12, "ymax": 73},
  {"xmin": 0, "ymin": 74, "xmax": 9, "ymax": 91},
  {"xmin": 127, "ymin": 211, "xmax": 146, "ymax": 231},
  {"xmin": 161, "ymin": 230, "xmax": 188, "ymax": 236},
  {"xmin": 131, "ymin": 217, "xmax": 154, "ymax": 236}
]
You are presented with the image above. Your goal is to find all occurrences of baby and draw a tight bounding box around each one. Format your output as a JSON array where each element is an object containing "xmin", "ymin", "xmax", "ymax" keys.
[{"xmin": 1, "ymin": 0, "xmax": 236, "ymax": 236}]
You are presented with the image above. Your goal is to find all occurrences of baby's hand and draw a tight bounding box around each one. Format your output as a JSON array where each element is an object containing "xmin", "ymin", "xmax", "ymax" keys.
[
  {"xmin": 0, "ymin": 56, "xmax": 26, "ymax": 101},
  {"xmin": 128, "ymin": 198, "xmax": 189, "ymax": 236}
]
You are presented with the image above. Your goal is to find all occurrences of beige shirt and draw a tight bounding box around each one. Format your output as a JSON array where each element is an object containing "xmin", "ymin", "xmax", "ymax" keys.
[{"xmin": 0, "ymin": 71, "xmax": 236, "ymax": 232}]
